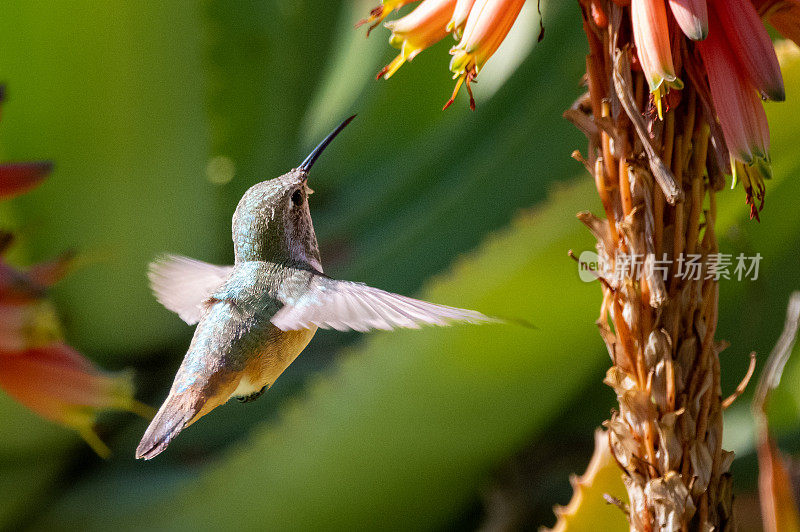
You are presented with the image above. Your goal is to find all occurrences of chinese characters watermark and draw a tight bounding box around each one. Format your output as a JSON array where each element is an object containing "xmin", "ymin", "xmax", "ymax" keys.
[{"xmin": 576, "ymin": 251, "xmax": 761, "ymax": 284}]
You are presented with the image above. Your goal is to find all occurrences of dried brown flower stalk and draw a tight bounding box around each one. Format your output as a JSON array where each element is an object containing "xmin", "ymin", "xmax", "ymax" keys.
[{"xmin": 570, "ymin": 2, "xmax": 738, "ymax": 530}]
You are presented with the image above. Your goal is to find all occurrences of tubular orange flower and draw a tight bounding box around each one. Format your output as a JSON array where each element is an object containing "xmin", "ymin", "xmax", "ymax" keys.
[
  {"xmin": 0, "ymin": 343, "xmax": 154, "ymax": 458},
  {"xmin": 446, "ymin": 0, "xmax": 525, "ymax": 110},
  {"xmin": 446, "ymin": 0, "xmax": 477, "ymax": 38},
  {"xmin": 668, "ymin": 0, "xmax": 708, "ymax": 40},
  {"xmin": 376, "ymin": 0, "xmax": 456, "ymax": 80},
  {"xmin": 712, "ymin": 0, "xmax": 785, "ymax": 101},
  {"xmin": 356, "ymin": 0, "xmax": 419, "ymax": 36},
  {"xmin": 631, "ymin": 0, "xmax": 684, "ymax": 119},
  {"xmin": 699, "ymin": 15, "xmax": 770, "ymax": 165},
  {"xmin": 699, "ymin": 10, "xmax": 771, "ymax": 218}
]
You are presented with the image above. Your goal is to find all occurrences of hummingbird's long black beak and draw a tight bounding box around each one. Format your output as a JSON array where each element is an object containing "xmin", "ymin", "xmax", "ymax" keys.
[{"xmin": 298, "ymin": 115, "xmax": 356, "ymax": 174}]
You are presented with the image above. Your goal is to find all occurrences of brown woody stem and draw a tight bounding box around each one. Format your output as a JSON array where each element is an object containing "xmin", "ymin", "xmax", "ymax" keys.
[{"xmin": 576, "ymin": 2, "xmax": 734, "ymax": 529}]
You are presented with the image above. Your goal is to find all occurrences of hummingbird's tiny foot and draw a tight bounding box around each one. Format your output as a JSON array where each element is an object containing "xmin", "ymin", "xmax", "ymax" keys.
[{"xmin": 237, "ymin": 385, "xmax": 267, "ymax": 403}]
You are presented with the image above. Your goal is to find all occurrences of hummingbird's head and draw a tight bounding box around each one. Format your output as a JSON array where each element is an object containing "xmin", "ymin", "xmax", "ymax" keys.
[{"xmin": 231, "ymin": 116, "xmax": 355, "ymax": 269}]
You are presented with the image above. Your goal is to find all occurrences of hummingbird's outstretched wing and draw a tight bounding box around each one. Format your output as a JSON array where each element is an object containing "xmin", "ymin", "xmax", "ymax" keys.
[
  {"xmin": 148, "ymin": 254, "xmax": 233, "ymax": 325},
  {"xmin": 271, "ymin": 273, "xmax": 499, "ymax": 332}
]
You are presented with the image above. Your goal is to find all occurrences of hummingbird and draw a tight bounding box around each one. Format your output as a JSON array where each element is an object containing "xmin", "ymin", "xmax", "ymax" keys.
[{"xmin": 136, "ymin": 116, "xmax": 496, "ymax": 459}]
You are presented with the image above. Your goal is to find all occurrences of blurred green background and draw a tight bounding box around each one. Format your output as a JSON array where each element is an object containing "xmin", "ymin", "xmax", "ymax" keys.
[{"xmin": 0, "ymin": 1, "xmax": 798, "ymax": 530}]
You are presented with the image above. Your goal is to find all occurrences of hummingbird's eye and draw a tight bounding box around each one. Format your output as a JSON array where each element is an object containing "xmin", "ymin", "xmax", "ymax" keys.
[{"xmin": 291, "ymin": 189, "xmax": 304, "ymax": 207}]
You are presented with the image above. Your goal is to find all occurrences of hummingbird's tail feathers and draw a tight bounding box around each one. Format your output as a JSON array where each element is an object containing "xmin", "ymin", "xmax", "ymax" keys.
[
  {"xmin": 135, "ymin": 393, "xmax": 197, "ymax": 460},
  {"xmin": 271, "ymin": 274, "xmax": 502, "ymax": 332},
  {"xmin": 148, "ymin": 254, "xmax": 233, "ymax": 325}
]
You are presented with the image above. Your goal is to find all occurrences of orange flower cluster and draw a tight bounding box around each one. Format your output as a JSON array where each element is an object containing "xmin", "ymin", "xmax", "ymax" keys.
[
  {"xmin": 627, "ymin": 0, "xmax": 800, "ymax": 216},
  {"xmin": 359, "ymin": 0, "xmax": 526, "ymax": 110},
  {"xmin": 0, "ymin": 88, "xmax": 152, "ymax": 457}
]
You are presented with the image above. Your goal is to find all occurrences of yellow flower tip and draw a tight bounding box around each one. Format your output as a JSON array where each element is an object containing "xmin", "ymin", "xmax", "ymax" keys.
[
  {"xmin": 126, "ymin": 398, "xmax": 157, "ymax": 420},
  {"xmin": 655, "ymin": 92, "xmax": 664, "ymax": 121},
  {"xmin": 448, "ymin": 47, "xmax": 469, "ymax": 71},
  {"xmin": 732, "ymin": 158, "xmax": 768, "ymax": 221},
  {"xmin": 650, "ymin": 76, "xmax": 684, "ymax": 121},
  {"xmin": 79, "ymin": 425, "xmax": 112, "ymax": 459},
  {"xmin": 61, "ymin": 407, "xmax": 112, "ymax": 458},
  {"xmin": 442, "ymin": 76, "xmax": 464, "ymax": 110},
  {"xmin": 79, "ymin": 370, "xmax": 154, "ymax": 455},
  {"xmin": 376, "ymin": 53, "xmax": 407, "ymax": 80},
  {"xmin": 668, "ymin": 76, "xmax": 684, "ymax": 91},
  {"xmin": 730, "ymin": 155, "xmax": 744, "ymax": 189}
]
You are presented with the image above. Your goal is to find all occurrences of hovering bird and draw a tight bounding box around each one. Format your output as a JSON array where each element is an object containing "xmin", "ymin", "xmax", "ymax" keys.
[{"xmin": 136, "ymin": 116, "xmax": 496, "ymax": 459}]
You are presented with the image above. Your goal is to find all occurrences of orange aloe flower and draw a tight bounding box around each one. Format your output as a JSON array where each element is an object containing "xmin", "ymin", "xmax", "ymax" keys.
[
  {"xmin": 712, "ymin": 0, "xmax": 785, "ymax": 101},
  {"xmin": 0, "ymin": 250, "xmax": 153, "ymax": 456},
  {"xmin": 376, "ymin": 0, "xmax": 456, "ymax": 80},
  {"xmin": 356, "ymin": 0, "xmax": 419, "ymax": 36},
  {"xmin": 0, "ymin": 343, "xmax": 154, "ymax": 458},
  {"xmin": 668, "ymin": 0, "xmax": 708, "ymax": 40},
  {"xmin": 446, "ymin": 0, "xmax": 526, "ymax": 110},
  {"xmin": 631, "ymin": 0, "xmax": 684, "ymax": 119},
  {"xmin": 699, "ymin": 10, "xmax": 771, "ymax": 219}
]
